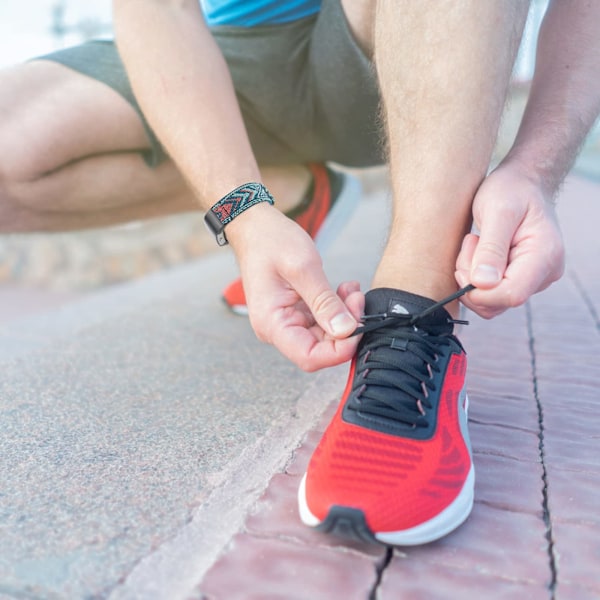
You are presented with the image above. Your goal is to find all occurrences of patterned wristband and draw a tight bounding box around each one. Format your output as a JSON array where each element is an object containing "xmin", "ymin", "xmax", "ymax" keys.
[{"xmin": 204, "ymin": 182, "xmax": 275, "ymax": 246}]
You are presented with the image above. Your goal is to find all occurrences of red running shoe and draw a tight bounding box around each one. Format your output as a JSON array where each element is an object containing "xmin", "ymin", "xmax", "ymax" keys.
[
  {"xmin": 298, "ymin": 288, "xmax": 474, "ymax": 546},
  {"xmin": 221, "ymin": 163, "xmax": 360, "ymax": 315}
]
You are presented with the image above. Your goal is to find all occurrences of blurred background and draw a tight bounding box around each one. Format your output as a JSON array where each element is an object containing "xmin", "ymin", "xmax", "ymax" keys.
[
  {"xmin": 0, "ymin": 0, "xmax": 112, "ymax": 67},
  {"xmin": 0, "ymin": 0, "xmax": 217, "ymax": 321},
  {"xmin": 0, "ymin": 0, "xmax": 598, "ymax": 321}
]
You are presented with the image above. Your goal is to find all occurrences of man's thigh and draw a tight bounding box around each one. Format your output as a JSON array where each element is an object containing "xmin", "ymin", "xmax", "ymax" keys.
[
  {"xmin": 0, "ymin": 58, "xmax": 151, "ymax": 181},
  {"xmin": 211, "ymin": 0, "xmax": 383, "ymax": 167}
]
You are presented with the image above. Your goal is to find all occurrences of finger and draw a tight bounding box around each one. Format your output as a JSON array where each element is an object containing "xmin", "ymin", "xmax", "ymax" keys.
[
  {"xmin": 272, "ymin": 322, "xmax": 360, "ymax": 372},
  {"xmin": 337, "ymin": 280, "xmax": 361, "ymax": 301},
  {"xmin": 455, "ymin": 233, "xmax": 478, "ymax": 288},
  {"xmin": 458, "ymin": 287, "xmax": 508, "ymax": 320},
  {"xmin": 294, "ymin": 271, "xmax": 359, "ymax": 340},
  {"xmin": 336, "ymin": 281, "xmax": 365, "ymax": 323},
  {"xmin": 344, "ymin": 290, "xmax": 365, "ymax": 324},
  {"xmin": 459, "ymin": 242, "xmax": 560, "ymax": 319},
  {"xmin": 470, "ymin": 207, "xmax": 523, "ymax": 289}
]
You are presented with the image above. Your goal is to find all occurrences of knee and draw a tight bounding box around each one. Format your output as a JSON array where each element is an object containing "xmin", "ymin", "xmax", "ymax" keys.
[
  {"xmin": 0, "ymin": 152, "xmax": 27, "ymax": 216},
  {"xmin": 0, "ymin": 132, "xmax": 33, "ymax": 215},
  {"xmin": 0, "ymin": 123, "xmax": 52, "ymax": 216},
  {"xmin": 0, "ymin": 122, "xmax": 39, "ymax": 188},
  {"xmin": 0, "ymin": 183, "xmax": 27, "ymax": 234},
  {"xmin": 0, "ymin": 175, "xmax": 48, "ymax": 234},
  {"xmin": 0, "ymin": 166, "xmax": 22, "ymax": 232},
  {"xmin": 0, "ymin": 141, "xmax": 42, "ymax": 224},
  {"xmin": 0, "ymin": 63, "xmax": 66, "ymax": 192},
  {"xmin": 0, "ymin": 139, "xmax": 16, "ymax": 204}
]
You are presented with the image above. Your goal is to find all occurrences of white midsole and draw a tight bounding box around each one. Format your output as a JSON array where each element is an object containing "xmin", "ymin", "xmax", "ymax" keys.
[{"xmin": 298, "ymin": 466, "xmax": 474, "ymax": 546}]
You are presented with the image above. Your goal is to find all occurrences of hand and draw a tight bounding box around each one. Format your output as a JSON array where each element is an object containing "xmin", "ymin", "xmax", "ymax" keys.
[
  {"xmin": 455, "ymin": 162, "xmax": 565, "ymax": 319},
  {"xmin": 227, "ymin": 204, "xmax": 364, "ymax": 371}
]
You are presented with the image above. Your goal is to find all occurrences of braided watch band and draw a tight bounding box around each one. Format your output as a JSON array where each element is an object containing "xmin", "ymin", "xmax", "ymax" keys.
[{"xmin": 204, "ymin": 182, "xmax": 275, "ymax": 246}]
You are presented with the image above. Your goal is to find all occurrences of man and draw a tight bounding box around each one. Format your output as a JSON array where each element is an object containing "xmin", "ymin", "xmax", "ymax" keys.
[{"xmin": 0, "ymin": 0, "xmax": 598, "ymax": 545}]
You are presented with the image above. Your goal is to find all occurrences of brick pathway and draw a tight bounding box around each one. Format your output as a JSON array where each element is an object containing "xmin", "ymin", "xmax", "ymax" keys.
[{"xmin": 195, "ymin": 176, "xmax": 600, "ymax": 600}]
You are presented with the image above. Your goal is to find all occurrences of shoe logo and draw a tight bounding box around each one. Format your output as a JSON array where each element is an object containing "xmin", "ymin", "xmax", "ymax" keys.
[{"xmin": 390, "ymin": 303, "xmax": 409, "ymax": 315}]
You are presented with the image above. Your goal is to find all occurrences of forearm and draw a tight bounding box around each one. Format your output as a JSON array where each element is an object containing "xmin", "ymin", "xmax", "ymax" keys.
[
  {"xmin": 505, "ymin": 0, "xmax": 600, "ymax": 196},
  {"xmin": 112, "ymin": 0, "xmax": 260, "ymax": 208}
]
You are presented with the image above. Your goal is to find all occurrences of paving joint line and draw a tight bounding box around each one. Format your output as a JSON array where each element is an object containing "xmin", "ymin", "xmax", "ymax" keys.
[
  {"xmin": 368, "ymin": 547, "xmax": 393, "ymax": 600},
  {"xmin": 525, "ymin": 302, "xmax": 558, "ymax": 598},
  {"xmin": 569, "ymin": 269, "xmax": 600, "ymax": 330}
]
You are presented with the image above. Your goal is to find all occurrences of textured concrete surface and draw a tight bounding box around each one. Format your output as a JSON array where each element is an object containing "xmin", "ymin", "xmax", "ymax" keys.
[
  {"xmin": 0, "ymin": 285, "xmax": 82, "ymax": 325},
  {"xmin": 1, "ymin": 255, "xmax": 327, "ymax": 599}
]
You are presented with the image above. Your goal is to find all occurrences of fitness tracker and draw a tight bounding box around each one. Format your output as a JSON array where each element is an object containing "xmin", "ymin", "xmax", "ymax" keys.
[{"xmin": 204, "ymin": 182, "xmax": 275, "ymax": 246}]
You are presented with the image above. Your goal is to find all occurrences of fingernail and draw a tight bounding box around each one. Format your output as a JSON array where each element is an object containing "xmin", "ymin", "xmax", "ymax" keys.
[
  {"xmin": 473, "ymin": 264, "xmax": 501, "ymax": 284},
  {"xmin": 329, "ymin": 312, "xmax": 356, "ymax": 336},
  {"xmin": 455, "ymin": 270, "xmax": 468, "ymax": 287}
]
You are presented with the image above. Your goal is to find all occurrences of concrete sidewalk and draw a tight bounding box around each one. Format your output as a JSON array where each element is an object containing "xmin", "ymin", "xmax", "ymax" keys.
[{"xmin": 0, "ymin": 175, "xmax": 599, "ymax": 599}]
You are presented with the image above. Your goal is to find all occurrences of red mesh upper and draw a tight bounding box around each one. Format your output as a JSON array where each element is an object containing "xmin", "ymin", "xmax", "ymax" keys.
[{"xmin": 305, "ymin": 352, "xmax": 470, "ymax": 533}]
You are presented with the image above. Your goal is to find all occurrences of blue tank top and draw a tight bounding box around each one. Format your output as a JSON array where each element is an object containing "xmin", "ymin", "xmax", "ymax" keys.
[{"xmin": 200, "ymin": 0, "xmax": 321, "ymax": 26}]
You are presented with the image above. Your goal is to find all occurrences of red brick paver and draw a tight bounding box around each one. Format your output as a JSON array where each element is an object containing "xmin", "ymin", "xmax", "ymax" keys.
[
  {"xmin": 196, "ymin": 176, "xmax": 600, "ymax": 600},
  {"xmin": 199, "ymin": 534, "xmax": 380, "ymax": 600}
]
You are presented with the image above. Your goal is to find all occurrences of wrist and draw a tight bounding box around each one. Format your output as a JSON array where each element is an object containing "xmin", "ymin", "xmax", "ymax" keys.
[
  {"xmin": 225, "ymin": 200, "xmax": 279, "ymax": 251},
  {"xmin": 498, "ymin": 151, "xmax": 558, "ymax": 202}
]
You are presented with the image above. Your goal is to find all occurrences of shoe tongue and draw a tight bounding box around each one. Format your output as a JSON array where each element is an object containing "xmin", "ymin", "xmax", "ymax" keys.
[{"xmin": 364, "ymin": 288, "xmax": 453, "ymax": 334}]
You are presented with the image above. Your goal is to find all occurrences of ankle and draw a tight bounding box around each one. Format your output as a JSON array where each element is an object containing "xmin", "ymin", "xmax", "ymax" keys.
[{"xmin": 371, "ymin": 266, "xmax": 461, "ymax": 319}]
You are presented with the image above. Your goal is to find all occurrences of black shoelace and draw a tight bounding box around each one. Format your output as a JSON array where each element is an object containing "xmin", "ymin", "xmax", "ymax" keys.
[{"xmin": 346, "ymin": 285, "xmax": 475, "ymax": 429}]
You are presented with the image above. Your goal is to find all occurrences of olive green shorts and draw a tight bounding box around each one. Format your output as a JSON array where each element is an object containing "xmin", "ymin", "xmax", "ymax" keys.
[{"xmin": 36, "ymin": 0, "xmax": 384, "ymax": 168}]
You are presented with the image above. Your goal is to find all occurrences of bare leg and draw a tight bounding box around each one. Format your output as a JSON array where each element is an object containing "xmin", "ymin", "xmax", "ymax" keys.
[
  {"xmin": 0, "ymin": 61, "xmax": 310, "ymax": 233},
  {"xmin": 345, "ymin": 0, "xmax": 529, "ymax": 315}
]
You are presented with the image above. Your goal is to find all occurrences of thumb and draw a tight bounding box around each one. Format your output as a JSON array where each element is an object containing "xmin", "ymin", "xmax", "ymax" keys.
[
  {"xmin": 301, "ymin": 274, "xmax": 358, "ymax": 339},
  {"xmin": 470, "ymin": 213, "xmax": 519, "ymax": 289}
]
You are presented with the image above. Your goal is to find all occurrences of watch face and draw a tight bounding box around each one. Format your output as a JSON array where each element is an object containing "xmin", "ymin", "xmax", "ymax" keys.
[
  {"xmin": 204, "ymin": 209, "xmax": 228, "ymax": 246},
  {"xmin": 216, "ymin": 230, "xmax": 228, "ymax": 246}
]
